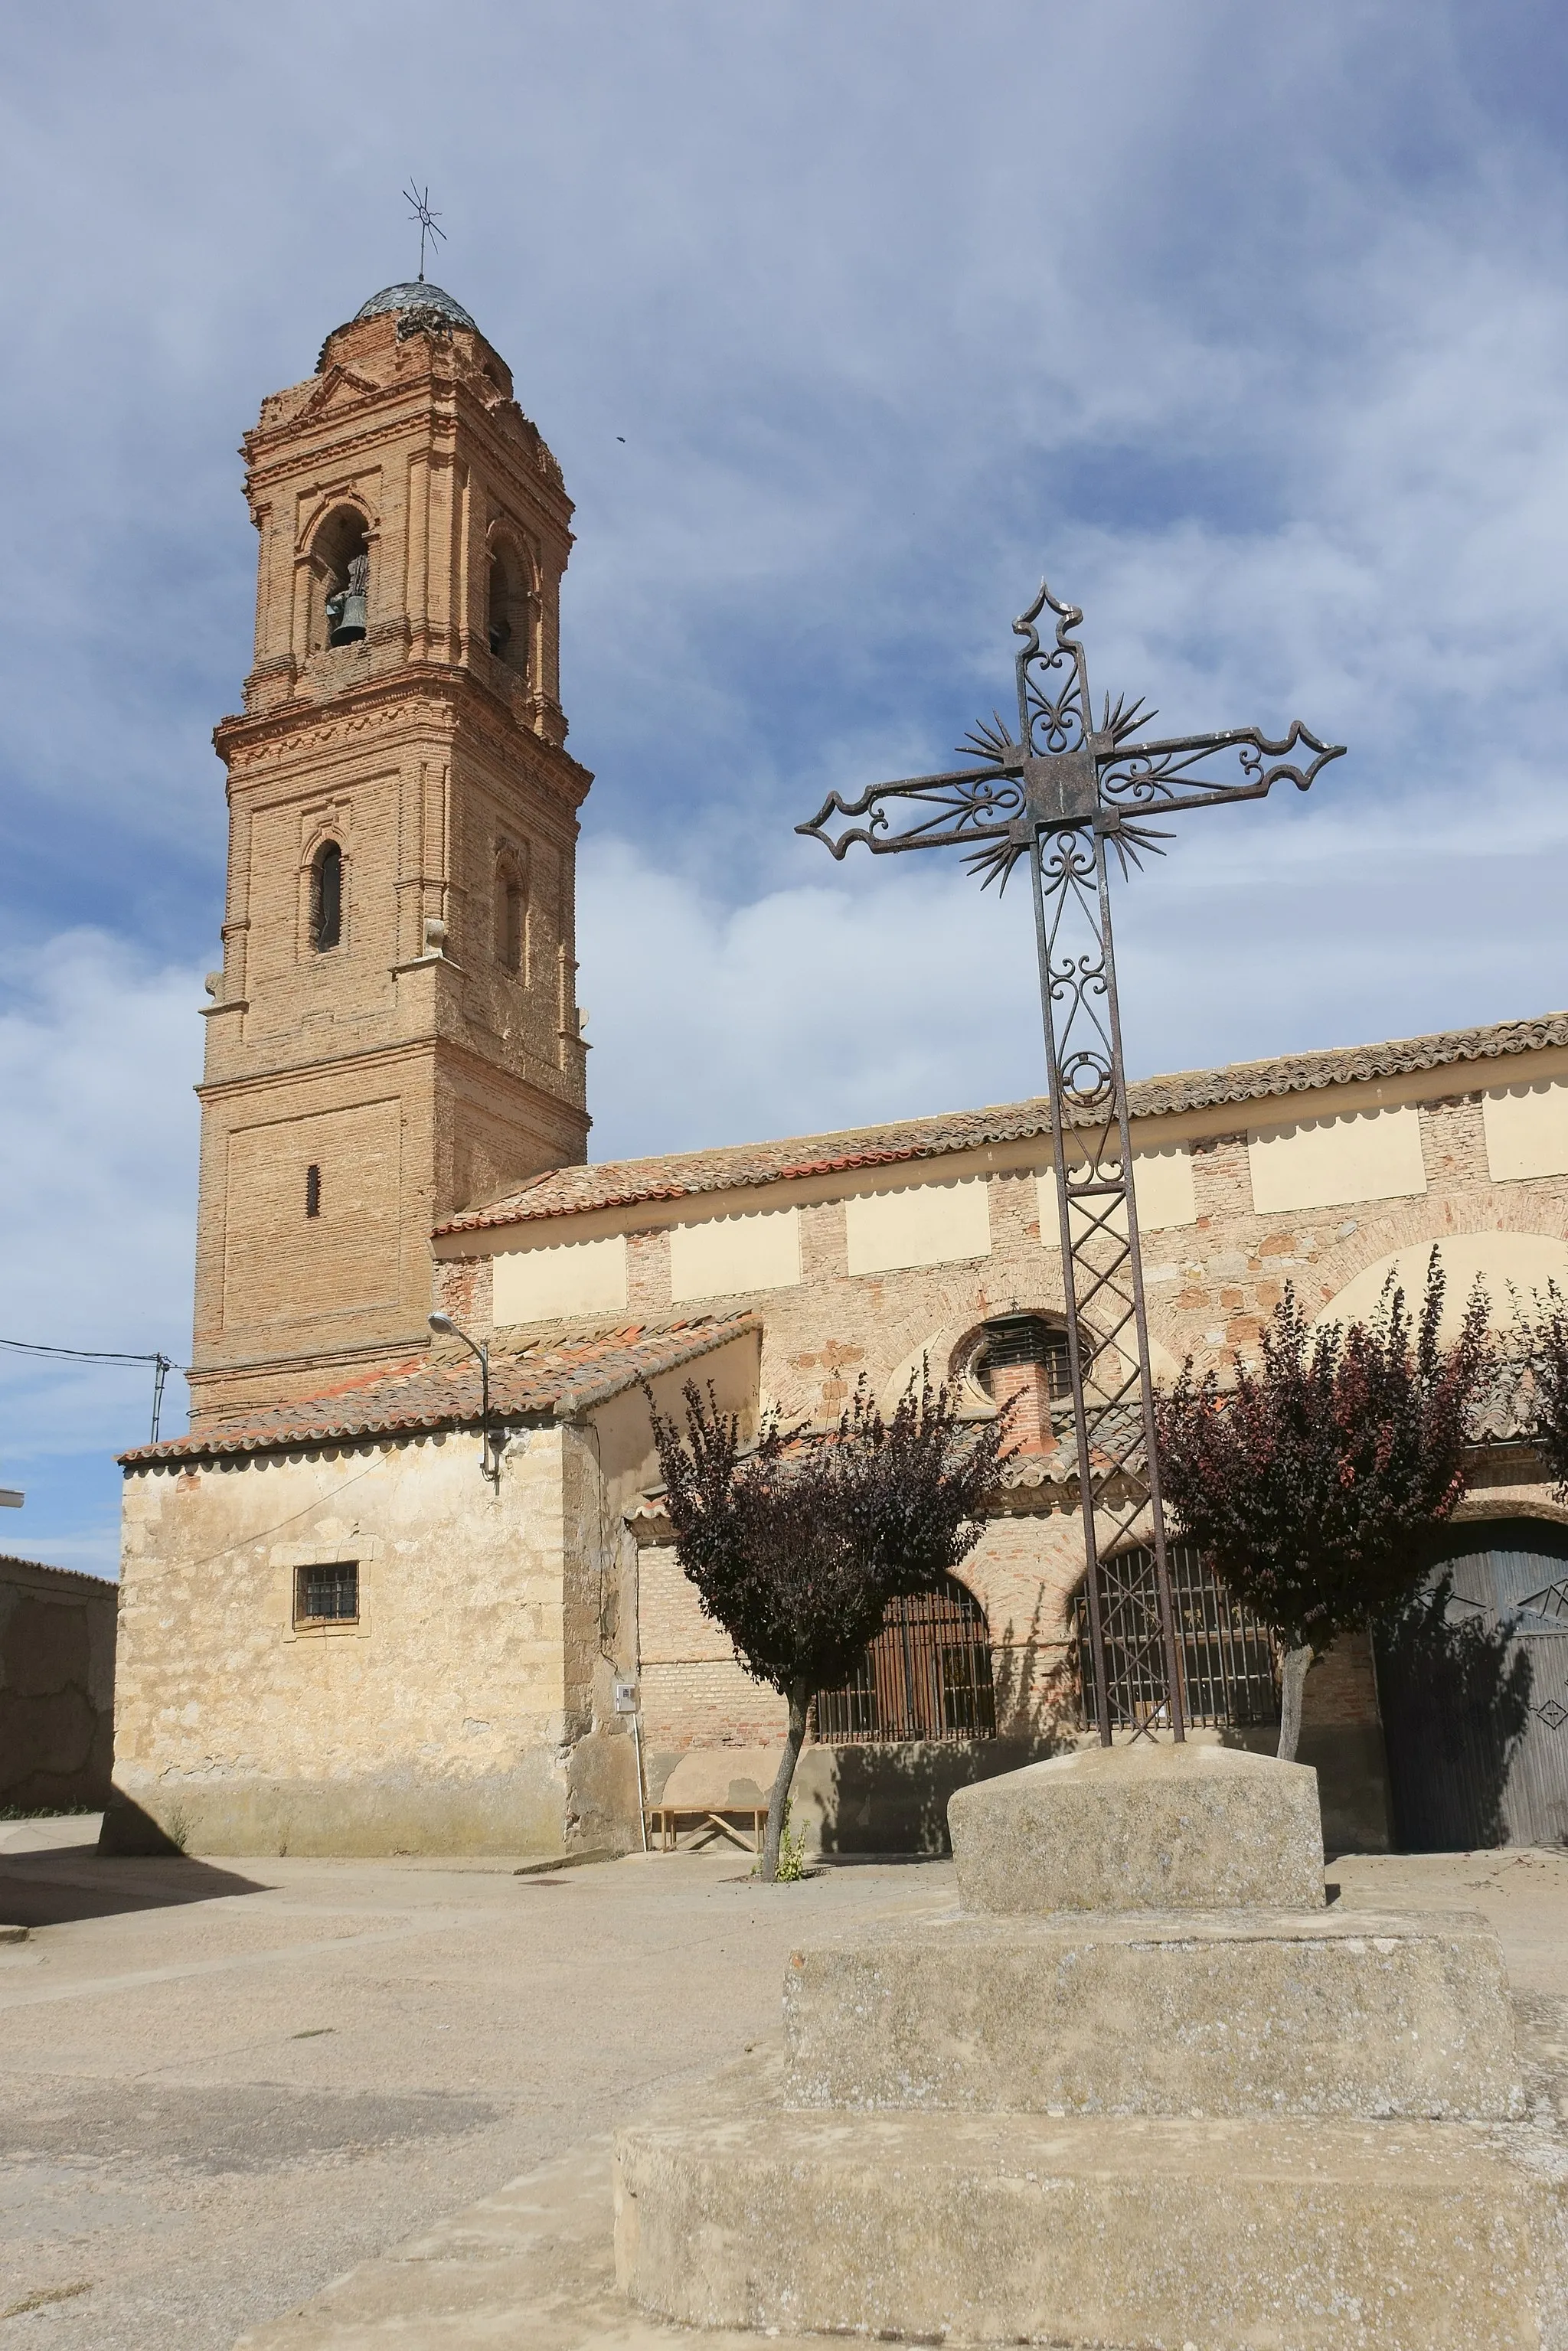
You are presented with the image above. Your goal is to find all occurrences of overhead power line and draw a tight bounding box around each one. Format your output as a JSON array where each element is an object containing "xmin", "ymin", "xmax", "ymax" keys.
[{"xmin": 1, "ymin": 1338, "xmax": 182, "ymax": 1443}]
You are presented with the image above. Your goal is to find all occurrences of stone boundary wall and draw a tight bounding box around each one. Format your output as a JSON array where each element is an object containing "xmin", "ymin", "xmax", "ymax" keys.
[{"xmin": 0, "ymin": 1556, "xmax": 116, "ymax": 1811}]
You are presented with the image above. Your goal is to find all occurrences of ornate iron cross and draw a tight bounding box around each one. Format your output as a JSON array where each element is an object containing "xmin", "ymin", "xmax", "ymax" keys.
[{"xmin": 798, "ymin": 583, "xmax": 1345, "ymax": 1743}]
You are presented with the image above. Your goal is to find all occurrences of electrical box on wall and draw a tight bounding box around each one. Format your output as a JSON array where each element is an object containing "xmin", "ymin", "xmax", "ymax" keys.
[{"xmin": 612, "ymin": 1680, "xmax": 639, "ymax": 1715}]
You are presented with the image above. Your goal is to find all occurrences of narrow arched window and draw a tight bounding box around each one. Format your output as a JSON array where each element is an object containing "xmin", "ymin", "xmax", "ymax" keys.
[
  {"xmin": 312, "ymin": 841, "xmax": 342, "ymax": 952},
  {"xmin": 487, "ymin": 542, "xmax": 531, "ymax": 679},
  {"xmin": 488, "ymin": 550, "xmax": 512, "ymax": 661},
  {"xmin": 495, "ymin": 856, "xmax": 527, "ymax": 974}
]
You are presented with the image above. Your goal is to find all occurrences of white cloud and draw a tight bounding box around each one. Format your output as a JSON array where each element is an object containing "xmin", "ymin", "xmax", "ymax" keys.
[
  {"xmin": 0, "ymin": 932, "xmax": 201, "ymax": 1574},
  {"xmin": 6, "ymin": 2, "xmax": 1568, "ymax": 1561}
]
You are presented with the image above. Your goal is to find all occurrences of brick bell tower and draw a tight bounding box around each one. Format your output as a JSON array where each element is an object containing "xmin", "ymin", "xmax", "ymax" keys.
[{"xmin": 190, "ymin": 280, "xmax": 591, "ymax": 1425}]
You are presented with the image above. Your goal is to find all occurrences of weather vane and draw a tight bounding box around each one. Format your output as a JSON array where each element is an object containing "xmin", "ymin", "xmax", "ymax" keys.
[
  {"xmin": 403, "ymin": 181, "xmax": 446, "ymax": 282},
  {"xmin": 798, "ymin": 582, "xmax": 1345, "ymax": 1747}
]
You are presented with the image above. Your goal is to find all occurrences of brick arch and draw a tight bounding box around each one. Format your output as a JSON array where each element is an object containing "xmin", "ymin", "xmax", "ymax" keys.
[
  {"xmin": 295, "ymin": 489, "xmax": 379, "ymax": 557},
  {"xmin": 1315, "ymin": 1230, "xmax": 1568, "ymax": 1341},
  {"xmin": 1450, "ymin": 1493, "xmax": 1568, "ymax": 1531},
  {"xmin": 485, "ymin": 521, "xmax": 537, "ymax": 676},
  {"xmin": 1288, "ymin": 1191, "xmax": 1568, "ymax": 1327}
]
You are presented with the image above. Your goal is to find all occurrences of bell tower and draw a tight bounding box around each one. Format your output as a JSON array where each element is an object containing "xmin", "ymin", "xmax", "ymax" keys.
[{"xmin": 191, "ymin": 281, "xmax": 591, "ymax": 1424}]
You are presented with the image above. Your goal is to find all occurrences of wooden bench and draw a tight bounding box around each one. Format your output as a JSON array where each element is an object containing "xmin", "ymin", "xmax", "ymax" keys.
[
  {"xmin": 647, "ymin": 1748, "xmax": 780, "ymax": 1854},
  {"xmin": 648, "ymin": 1804, "xmax": 767, "ymax": 1855}
]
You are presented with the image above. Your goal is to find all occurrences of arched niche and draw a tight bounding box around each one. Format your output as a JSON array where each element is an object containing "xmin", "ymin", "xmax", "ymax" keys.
[
  {"xmin": 494, "ymin": 845, "xmax": 529, "ymax": 975},
  {"xmin": 1316, "ymin": 1233, "xmax": 1568, "ymax": 1344},
  {"xmin": 306, "ymin": 503, "xmax": 371, "ymax": 651},
  {"xmin": 486, "ymin": 532, "xmax": 533, "ymax": 678}
]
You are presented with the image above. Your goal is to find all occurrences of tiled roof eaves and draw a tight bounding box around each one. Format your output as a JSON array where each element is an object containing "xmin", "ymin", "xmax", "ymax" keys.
[
  {"xmin": 545, "ymin": 1314, "xmax": 762, "ymax": 1416},
  {"xmin": 119, "ymin": 1314, "xmax": 760, "ymax": 1469},
  {"xmin": 438, "ymin": 1010, "xmax": 1568, "ymax": 1239},
  {"xmin": 0, "ymin": 1553, "xmax": 116, "ymax": 1589}
]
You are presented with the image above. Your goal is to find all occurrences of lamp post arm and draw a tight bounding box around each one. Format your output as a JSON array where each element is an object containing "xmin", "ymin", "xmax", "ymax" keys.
[{"xmin": 430, "ymin": 1315, "xmax": 497, "ymax": 1485}]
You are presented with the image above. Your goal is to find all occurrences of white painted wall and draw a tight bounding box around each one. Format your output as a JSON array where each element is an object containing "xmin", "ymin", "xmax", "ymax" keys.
[
  {"xmin": 1035, "ymin": 1147, "xmax": 1197, "ymax": 1246},
  {"xmin": 844, "ymin": 1178, "xmax": 991, "ymax": 1275},
  {"xmin": 1484, "ymin": 1079, "xmax": 1568, "ymax": 1182},
  {"xmin": 669, "ymin": 1208, "xmax": 802, "ymax": 1301},
  {"xmin": 1248, "ymin": 1106, "xmax": 1426, "ymax": 1215},
  {"xmin": 492, "ymin": 1234, "xmax": 629, "ymax": 1324}
]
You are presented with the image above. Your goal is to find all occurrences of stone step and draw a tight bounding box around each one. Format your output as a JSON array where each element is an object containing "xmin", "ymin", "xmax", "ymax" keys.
[
  {"xmin": 615, "ymin": 2056, "xmax": 1568, "ymax": 2351},
  {"xmin": 782, "ymin": 1905, "xmax": 1524, "ymax": 2119}
]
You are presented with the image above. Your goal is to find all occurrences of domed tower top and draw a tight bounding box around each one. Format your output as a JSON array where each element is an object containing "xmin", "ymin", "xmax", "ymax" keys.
[
  {"xmin": 352, "ymin": 279, "xmax": 478, "ymax": 331},
  {"xmin": 241, "ymin": 276, "xmax": 573, "ymax": 730}
]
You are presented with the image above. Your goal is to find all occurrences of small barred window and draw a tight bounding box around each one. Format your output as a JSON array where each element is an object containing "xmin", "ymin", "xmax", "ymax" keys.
[
  {"xmin": 305, "ymin": 1164, "xmax": 322, "ymax": 1219},
  {"xmin": 296, "ymin": 1562, "xmax": 358, "ymax": 1624}
]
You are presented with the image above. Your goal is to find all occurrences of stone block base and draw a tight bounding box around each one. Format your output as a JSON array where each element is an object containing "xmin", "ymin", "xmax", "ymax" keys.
[
  {"xmin": 949, "ymin": 1742, "xmax": 1325, "ymax": 1915},
  {"xmin": 616, "ymin": 2059, "xmax": 1568, "ymax": 2350},
  {"xmin": 782, "ymin": 1906, "xmax": 1523, "ymax": 2118}
]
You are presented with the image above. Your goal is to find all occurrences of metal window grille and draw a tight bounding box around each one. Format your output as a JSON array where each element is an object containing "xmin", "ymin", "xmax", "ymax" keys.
[
  {"xmin": 812, "ymin": 1575, "xmax": 997, "ymax": 1744},
  {"xmin": 305, "ymin": 1163, "xmax": 322, "ymax": 1219},
  {"xmin": 1076, "ymin": 1543, "xmax": 1278, "ymax": 1731},
  {"xmin": 975, "ymin": 1314, "xmax": 1073, "ymax": 1399},
  {"xmin": 296, "ymin": 1561, "xmax": 358, "ymax": 1624}
]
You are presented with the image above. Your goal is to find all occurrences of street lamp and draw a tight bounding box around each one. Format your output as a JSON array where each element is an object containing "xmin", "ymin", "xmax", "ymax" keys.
[{"xmin": 428, "ymin": 1312, "xmax": 498, "ymax": 1487}]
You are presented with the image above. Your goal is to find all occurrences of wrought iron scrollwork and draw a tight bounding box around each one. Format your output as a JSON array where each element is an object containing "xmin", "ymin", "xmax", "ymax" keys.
[
  {"xmin": 1099, "ymin": 720, "xmax": 1346, "ymax": 816},
  {"xmin": 795, "ymin": 763, "xmax": 1024, "ymax": 864},
  {"xmin": 794, "ymin": 574, "xmax": 1348, "ymax": 1743}
]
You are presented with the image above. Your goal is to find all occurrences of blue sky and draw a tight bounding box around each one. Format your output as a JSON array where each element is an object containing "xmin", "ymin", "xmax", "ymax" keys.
[{"xmin": 5, "ymin": 2, "xmax": 1568, "ymax": 1572}]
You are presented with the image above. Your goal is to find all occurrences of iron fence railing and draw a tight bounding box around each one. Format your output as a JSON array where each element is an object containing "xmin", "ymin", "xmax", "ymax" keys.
[
  {"xmin": 1076, "ymin": 1543, "xmax": 1279, "ymax": 1731},
  {"xmin": 813, "ymin": 1575, "xmax": 997, "ymax": 1744}
]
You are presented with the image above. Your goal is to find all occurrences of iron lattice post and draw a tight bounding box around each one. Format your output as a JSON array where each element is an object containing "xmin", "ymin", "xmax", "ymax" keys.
[
  {"xmin": 1028, "ymin": 824, "xmax": 1183, "ymax": 1742},
  {"xmin": 798, "ymin": 580, "xmax": 1345, "ymax": 1743}
]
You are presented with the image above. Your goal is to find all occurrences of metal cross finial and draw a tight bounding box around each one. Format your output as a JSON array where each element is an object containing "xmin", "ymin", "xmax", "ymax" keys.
[
  {"xmin": 403, "ymin": 181, "xmax": 446, "ymax": 282},
  {"xmin": 797, "ymin": 582, "xmax": 1346, "ymax": 1746}
]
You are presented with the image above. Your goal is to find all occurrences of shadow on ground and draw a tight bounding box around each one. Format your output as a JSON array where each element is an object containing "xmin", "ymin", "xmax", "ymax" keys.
[{"xmin": 0, "ymin": 1850, "xmax": 266, "ymax": 1929}]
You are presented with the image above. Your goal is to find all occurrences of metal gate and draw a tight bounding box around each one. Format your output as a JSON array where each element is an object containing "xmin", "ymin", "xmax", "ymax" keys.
[
  {"xmin": 1076, "ymin": 1543, "xmax": 1279, "ymax": 1732},
  {"xmin": 813, "ymin": 1575, "xmax": 996, "ymax": 1743},
  {"xmin": 1375, "ymin": 1519, "xmax": 1568, "ymax": 1851}
]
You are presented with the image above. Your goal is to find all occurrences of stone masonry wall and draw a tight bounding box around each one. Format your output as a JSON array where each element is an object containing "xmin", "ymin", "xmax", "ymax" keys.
[
  {"xmin": 0, "ymin": 1558, "xmax": 117, "ymax": 1811},
  {"xmin": 113, "ymin": 1425, "xmax": 577, "ymax": 1857}
]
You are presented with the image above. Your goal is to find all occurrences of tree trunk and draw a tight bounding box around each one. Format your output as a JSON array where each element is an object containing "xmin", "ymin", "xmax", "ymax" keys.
[
  {"xmin": 1277, "ymin": 1643, "xmax": 1313, "ymax": 1762},
  {"xmin": 760, "ymin": 1683, "xmax": 811, "ymax": 1882}
]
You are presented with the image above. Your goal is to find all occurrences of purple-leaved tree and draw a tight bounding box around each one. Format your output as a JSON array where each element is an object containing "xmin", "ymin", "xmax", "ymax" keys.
[
  {"xmin": 1517, "ymin": 1282, "xmax": 1568, "ymax": 1499},
  {"xmin": 646, "ymin": 1373, "xmax": 1014, "ymax": 1880},
  {"xmin": 1154, "ymin": 1252, "xmax": 1491, "ymax": 1761}
]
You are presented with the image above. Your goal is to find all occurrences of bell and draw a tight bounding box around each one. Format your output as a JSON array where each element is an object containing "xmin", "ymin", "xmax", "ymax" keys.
[{"xmin": 327, "ymin": 551, "xmax": 369, "ymax": 646}]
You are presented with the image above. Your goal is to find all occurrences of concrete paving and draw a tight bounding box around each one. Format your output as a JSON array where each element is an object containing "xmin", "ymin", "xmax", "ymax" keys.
[
  {"xmin": 0, "ymin": 1817, "xmax": 949, "ymax": 2350},
  {"xmin": 2, "ymin": 1819, "xmax": 1565, "ymax": 2351}
]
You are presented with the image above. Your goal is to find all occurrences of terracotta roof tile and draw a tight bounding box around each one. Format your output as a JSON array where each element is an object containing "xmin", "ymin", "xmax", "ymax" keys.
[
  {"xmin": 121, "ymin": 1314, "xmax": 760, "ymax": 1468},
  {"xmin": 439, "ymin": 1009, "xmax": 1568, "ymax": 1239}
]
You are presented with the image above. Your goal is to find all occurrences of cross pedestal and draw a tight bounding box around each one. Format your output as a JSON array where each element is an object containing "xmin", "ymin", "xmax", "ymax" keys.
[{"xmin": 615, "ymin": 1751, "xmax": 1566, "ymax": 2349}]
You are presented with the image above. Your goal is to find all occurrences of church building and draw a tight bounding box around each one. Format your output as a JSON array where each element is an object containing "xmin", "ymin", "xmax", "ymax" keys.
[{"xmin": 106, "ymin": 282, "xmax": 1568, "ymax": 1860}]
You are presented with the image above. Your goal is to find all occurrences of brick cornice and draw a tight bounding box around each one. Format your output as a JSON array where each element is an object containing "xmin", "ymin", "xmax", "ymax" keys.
[
  {"xmin": 214, "ymin": 668, "xmax": 593, "ymax": 808},
  {"xmin": 195, "ymin": 1031, "xmax": 591, "ymax": 1130}
]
